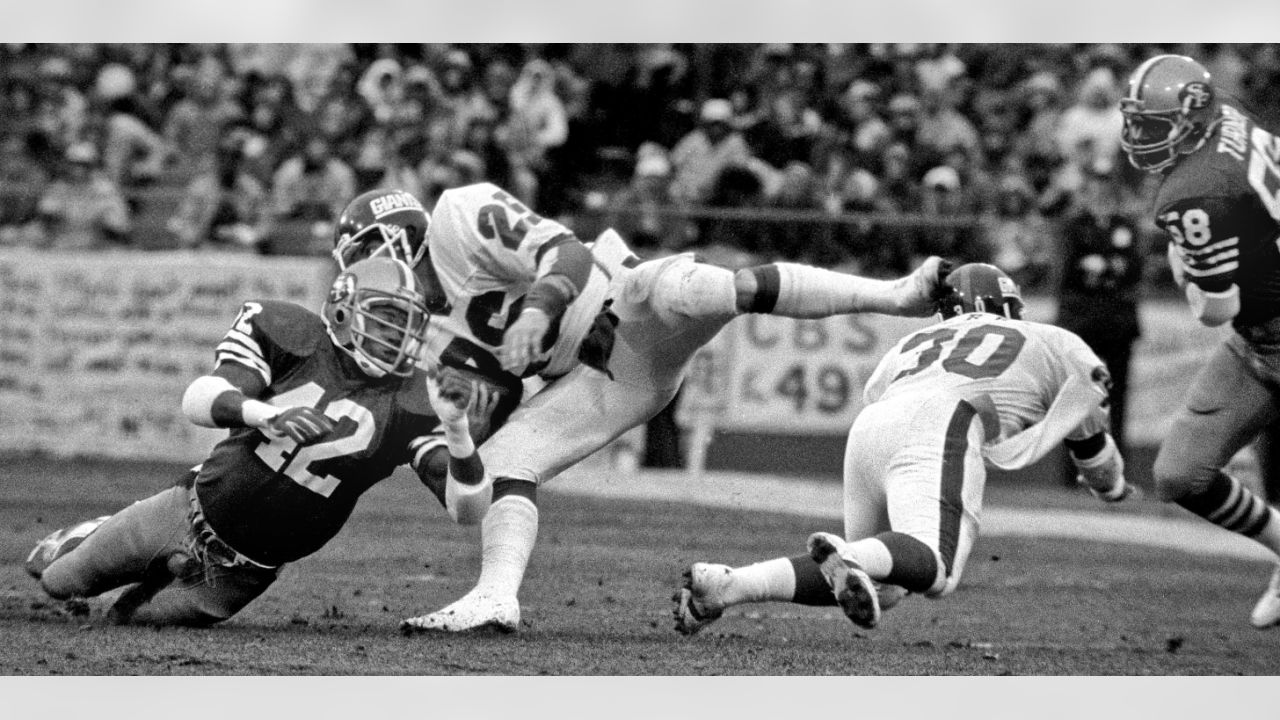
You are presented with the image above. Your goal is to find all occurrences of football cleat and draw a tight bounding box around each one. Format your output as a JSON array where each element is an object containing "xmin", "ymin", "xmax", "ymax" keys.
[
  {"xmin": 1249, "ymin": 563, "xmax": 1280, "ymax": 629},
  {"xmin": 874, "ymin": 582, "xmax": 908, "ymax": 612},
  {"xmin": 400, "ymin": 592, "xmax": 521, "ymax": 633},
  {"xmin": 672, "ymin": 563, "xmax": 732, "ymax": 636},
  {"xmin": 25, "ymin": 516, "xmax": 109, "ymax": 580},
  {"xmin": 807, "ymin": 532, "xmax": 881, "ymax": 629}
]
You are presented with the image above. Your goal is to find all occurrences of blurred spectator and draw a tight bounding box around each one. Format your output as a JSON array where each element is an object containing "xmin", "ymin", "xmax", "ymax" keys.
[
  {"xmin": 1056, "ymin": 67, "xmax": 1123, "ymax": 178},
  {"xmin": 267, "ymin": 137, "xmax": 355, "ymax": 253},
  {"xmin": 696, "ymin": 164, "xmax": 769, "ymax": 258},
  {"xmin": 981, "ymin": 172, "xmax": 1053, "ymax": 289},
  {"xmin": 0, "ymin": 133, "xmax": 51, "ymax": 244},
  {"xmin": 916, "ymin": 164, "xmax": 982, "ymax": 261},
  {"xmin": 36, "ymin": 141, "xmax": 130, "ymax": 250},
  {"xmin": 95, "ymin": 62, "xmax": 168, "ymax": 180},
  {"xmin": 162, "ymin": 54, "xmax": 242, "ymax": 181},
  {"xmin": 768, "ymin": 161, "xmax": 830, "ymax": 263},
  {"xmin": 30, "ymin": 56, "xmax": 88, "ymax": 153},
  {"xmin": 507, "ymin": 58, "xmax": 570, "ymax": 211},
  {"xmin": 166, "ymin": 134, "xmax": 269, "ymax": 251},
  {"xmin": 669, "ymin": 98, "xmax": 751, "ymax": 205},
  {"xmin": 603, "ymin": 143, "xmax": 687, "ymax": 253},
  {"xmin": 1053, "ymin": 165, "xmax": 1143, "ymax": 459},
  {"xmin": 916, "ymin": 87, "xmax": 983, "ymax": 171}
]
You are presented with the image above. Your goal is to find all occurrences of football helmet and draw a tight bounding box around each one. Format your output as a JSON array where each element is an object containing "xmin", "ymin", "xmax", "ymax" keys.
[
  {"xmin": 322, "ymin": 256, "xmax": 430, "ymax": 378},
  {"xmin": 1120, "ymin": 55, "xmax": 1220, "ymax": 172},
  {"xmin": 936, "ymin": 263, "xmax": 1024, "ymax": 320},
  {"xmin": 332, "ymin": 188, "xmax": 430, "ymax": 270}
]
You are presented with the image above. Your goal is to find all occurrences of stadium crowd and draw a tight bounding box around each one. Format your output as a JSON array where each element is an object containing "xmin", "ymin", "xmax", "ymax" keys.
[{"xmin": 2, "ymin": 43, "xmax": 1278, "ymax": 289}]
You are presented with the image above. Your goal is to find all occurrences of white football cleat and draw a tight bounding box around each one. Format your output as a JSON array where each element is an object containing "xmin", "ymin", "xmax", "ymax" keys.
[
  {"xmin": 1249, "ymin": 564, "xmax": 1280, "ymax": 629},
  {"xmin": 25, "ymin": 516, "xmax": 109, "ymax": 580},
  {"xmin": 401, "ymin": 592, "xmax": 521, "ymax": 633},
  {"xmin": 672, "ymin": 563, "xmax": 732, "ymax": 636},
  {"xmin": 807, "ymin": 532, "xmax": 881, "ymax": 629}
]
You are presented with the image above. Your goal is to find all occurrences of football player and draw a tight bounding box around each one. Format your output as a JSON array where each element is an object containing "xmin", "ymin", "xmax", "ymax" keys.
[
  {"xmin": 25, "ymin": 257, "xmax": 489, "ymax": 626},
  {"xmin": 1121, "ymin": 54, "xmax": 1280, "ymax": 628},
  {"xmin": 673, "ymin": 263, "xmax": 1129, "ymax": 634},
  {"xmin": 352, "ymin": 180, "xmax": 953, "ymax": 633}
]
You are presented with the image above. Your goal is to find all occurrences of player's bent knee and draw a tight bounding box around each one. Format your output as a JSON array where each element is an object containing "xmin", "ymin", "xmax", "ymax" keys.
[{"xmin": 1151, "ymin": 451, "xmax": 1210, "ymax": 502}]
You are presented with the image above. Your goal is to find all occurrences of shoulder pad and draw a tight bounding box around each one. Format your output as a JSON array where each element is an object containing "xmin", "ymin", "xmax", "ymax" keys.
[{"xmin": 248, "ymin": 300, "xmax": 327, "ymax": 358}]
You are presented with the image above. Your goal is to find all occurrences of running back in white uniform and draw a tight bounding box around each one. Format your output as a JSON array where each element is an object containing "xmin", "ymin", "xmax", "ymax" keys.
[
  {"xmin": 845, "ymin": 312, "xmax": 1109, "ymax": 597},
  {"xmin": 425, "ymin": 182, "xmax": 611, "ymax": 381}
]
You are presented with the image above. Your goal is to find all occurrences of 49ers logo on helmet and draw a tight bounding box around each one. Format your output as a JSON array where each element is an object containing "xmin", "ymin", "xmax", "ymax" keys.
[{"xmin": 1181, "ymin": 82, "xmax": 1212, "ymax": 109}]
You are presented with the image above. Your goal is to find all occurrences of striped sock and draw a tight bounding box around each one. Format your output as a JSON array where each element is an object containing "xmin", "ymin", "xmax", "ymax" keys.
[
  {"xmin": 1177, "ymin": 472, "xmax": 1280, "ymax": 555},
  {"xmin": 742, "ymin": 264, "xmax": 900, "ymax": 318}
]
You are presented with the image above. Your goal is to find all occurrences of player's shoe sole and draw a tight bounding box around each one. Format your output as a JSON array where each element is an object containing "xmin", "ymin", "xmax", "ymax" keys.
[
  {"xmin": 400, "ymin": 593, "xmax": 521, "ymax": 634},
  {"xmin": 25, "ymin": 516, "xmax": 110, "ymax": 580},
  {"xmin": 807, "ymin": 532, "xmax": 881, "ymax": 629},
  {"xmin": 1250, "ymin": 563, "xmax": 1280, "ymax": 629},
  {"xmin": 672, "ymin": 563, "xmax": 730, "ymax": 636}
]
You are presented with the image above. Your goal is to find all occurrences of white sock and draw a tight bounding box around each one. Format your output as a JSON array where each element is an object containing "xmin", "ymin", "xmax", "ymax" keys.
[
  {"xmin": 1256, "ymin": 507, "xmax": 1280, "ymax": 558},
  {"xmin": 772, "ymin": 263, "xmax": 902, "ymax": 318},
  {"xmin": 724, "ymin": 557, "xmax": 796, "ymax": 605},
  {"xmin": 474, "ymin": 495, "xmax": 539, "ymax": 599},
  {"xmin": 845, "ymin": 538, "xmax": 895, "ymax": 580}
]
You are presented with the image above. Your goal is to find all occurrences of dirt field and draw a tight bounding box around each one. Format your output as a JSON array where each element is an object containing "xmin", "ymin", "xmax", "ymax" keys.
[{"xmin": 1, "ymin": 454, "xmax": 1277, "ymax": 677}]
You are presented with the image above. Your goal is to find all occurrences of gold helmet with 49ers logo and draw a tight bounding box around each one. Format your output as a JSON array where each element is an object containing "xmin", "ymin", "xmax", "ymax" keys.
[{"xmin": 1120, "ymin": 54, "xmax": 1221, "ymax": 173}]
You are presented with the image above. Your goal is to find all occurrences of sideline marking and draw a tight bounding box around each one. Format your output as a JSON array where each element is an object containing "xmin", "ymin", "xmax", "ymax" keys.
[{"xmin": 548, "ymin": 468, "xmax": 1273, "ymax": 562}]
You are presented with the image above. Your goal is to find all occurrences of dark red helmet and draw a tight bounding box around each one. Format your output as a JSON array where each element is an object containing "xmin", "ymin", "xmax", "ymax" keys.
[{"xmin": 936, "ymin": 263, "xmax": 1024, "ymax": 320}]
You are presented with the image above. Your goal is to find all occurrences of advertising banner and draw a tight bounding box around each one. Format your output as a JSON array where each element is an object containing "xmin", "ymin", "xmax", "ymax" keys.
[{"xmin": 0, "ymin": 249, "xmax": 331, "ymax": 460}]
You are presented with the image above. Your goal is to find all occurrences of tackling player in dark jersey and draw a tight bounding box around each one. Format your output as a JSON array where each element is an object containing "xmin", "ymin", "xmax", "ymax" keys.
[
  {"xmin": 1121, "ymin": 54, "xmax": 1280, "ymax": 628},
  {"xmin": 25, "ymin": 256, "xmax": 489, "ymax": 626}
]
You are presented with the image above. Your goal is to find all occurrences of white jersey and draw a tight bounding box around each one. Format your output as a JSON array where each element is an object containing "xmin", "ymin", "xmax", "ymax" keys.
[
  {"xmin": 424, "ymin": 182, "xmax": 610, "ymax": 380},
  {"xmin": 865, "ymin": 312, "xmax": 1109, "ymax": 444}
]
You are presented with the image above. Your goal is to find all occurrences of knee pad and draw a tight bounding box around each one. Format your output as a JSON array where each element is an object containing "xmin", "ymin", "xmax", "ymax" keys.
[{"xmin": 650, "ymin": 261, "xmax": 736, "ymax": 322}]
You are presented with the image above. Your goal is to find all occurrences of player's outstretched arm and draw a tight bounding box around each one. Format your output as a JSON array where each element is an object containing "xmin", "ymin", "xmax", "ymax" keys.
[{"xmin": 182, "ymin": 365, "xmax": 334, "ymax": 445}]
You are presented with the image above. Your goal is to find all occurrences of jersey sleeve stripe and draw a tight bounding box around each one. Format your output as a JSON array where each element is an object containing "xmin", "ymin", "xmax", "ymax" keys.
[
  {"xmin": 215, "ymin": 343, "xmax": 271, "ymax": 383},
  {"xmin": 225, "ymin": 328, "xmax": 265, "ymax": 359},
  {"xmin": 533, "ymin": 232, "xmax": 577, "ymax": 265},
  {"xmin": 410, "ymin": 434, "xmax": 448, "ymax": 469}
]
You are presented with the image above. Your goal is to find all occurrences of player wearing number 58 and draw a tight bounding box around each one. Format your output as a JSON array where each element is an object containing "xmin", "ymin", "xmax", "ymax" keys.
[
  {"xmin": 675, "ymin": 263, "xmax": 1129, "ymax": 634},
  {"xmin": 1123, "ymin": 54, "xmax": 1280, "ymax": 628},
  {"xmin": 25, "ymin": 256, "xmax": 488, "ymax": 626}
]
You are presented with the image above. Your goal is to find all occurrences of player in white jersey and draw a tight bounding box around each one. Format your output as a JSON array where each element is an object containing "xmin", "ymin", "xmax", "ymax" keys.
[
  {"xmin": 673, "ymin": 263, "xmax": 1132, "ymax": 635},
  {"xmin": 340, "ymin": 181, "xmax": 953, "ymax": 633}
]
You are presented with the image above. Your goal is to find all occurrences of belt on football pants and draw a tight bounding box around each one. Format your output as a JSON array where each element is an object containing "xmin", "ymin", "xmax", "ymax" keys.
[{"xmin": 186, "ymin": 489, "xmax": 278, "ymax": 571}]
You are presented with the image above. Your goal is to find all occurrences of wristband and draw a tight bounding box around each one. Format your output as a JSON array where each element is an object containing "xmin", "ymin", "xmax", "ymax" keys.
[{"xmin": 241, "ymin": 399, "xmax": 280, "ymax": 429}]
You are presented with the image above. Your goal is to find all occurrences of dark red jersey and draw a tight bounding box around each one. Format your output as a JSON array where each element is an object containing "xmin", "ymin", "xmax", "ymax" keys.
[
  {"xmin": 194, "ymin": 300, "xmax": 442, "ymax": 566},
  {"xmin": 1154, "ymin": 104, "xmax": 1280, "ymax": 331}
]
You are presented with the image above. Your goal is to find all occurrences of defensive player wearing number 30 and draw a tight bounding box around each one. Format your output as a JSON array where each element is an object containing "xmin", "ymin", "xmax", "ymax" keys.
[
  {"xmin": 675, "ymin": 263, "xmax": 1130, "ymax": 634},
  {"xmin": 24, "ymin": 256, "xmax": 489, "ymax": 626}
]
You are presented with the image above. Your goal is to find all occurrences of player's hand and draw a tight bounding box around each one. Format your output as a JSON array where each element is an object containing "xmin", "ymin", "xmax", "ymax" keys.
[
  {"xmin": 264, "ymin": 407, "xmax": 335, "ymax": 445},
  {"xmin": 501, "ymin": 308, "xmax": 551, "ymax": 375},
  {"xmin": 466, "ymin": 378, "xmax": 502, "ymax": 442},
  {"xmin": 896, "ymin": 255, "xmax": 954, "ymax": 317},
  {"xmin": 430, "ymin": 367, "xmax": 474, "ymax": 427}
]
